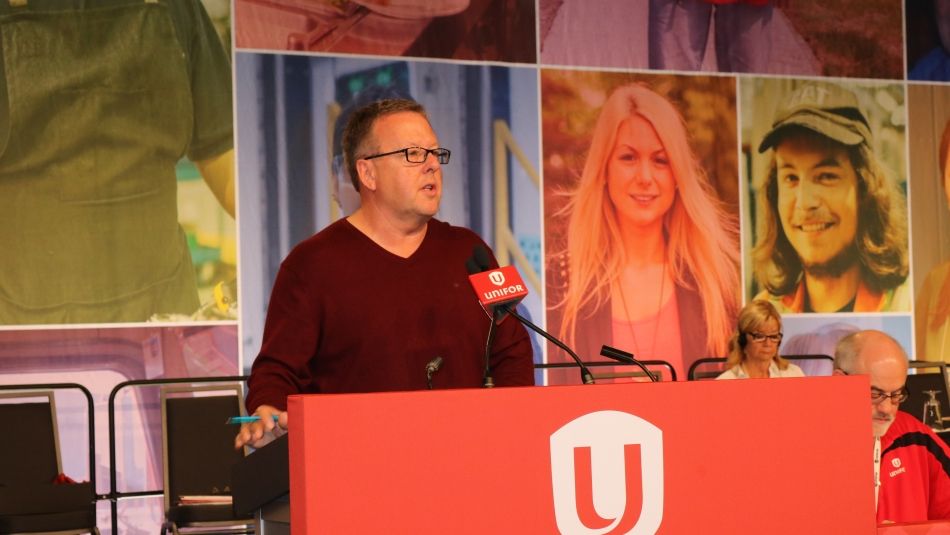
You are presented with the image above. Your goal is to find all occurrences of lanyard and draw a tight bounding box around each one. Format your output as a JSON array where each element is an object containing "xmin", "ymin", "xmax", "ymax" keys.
[{"xmin": 873, "ymin": 436, "xmax": 881, "ymax": 510}]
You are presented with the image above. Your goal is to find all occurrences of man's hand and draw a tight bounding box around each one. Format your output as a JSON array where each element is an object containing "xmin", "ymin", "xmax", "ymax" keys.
[{"xmin": 234, "ymin": 404, "xmax": 288, "ymax": 449}]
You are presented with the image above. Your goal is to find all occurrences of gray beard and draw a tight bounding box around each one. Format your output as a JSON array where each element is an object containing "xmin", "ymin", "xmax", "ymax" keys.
[{"xmin": 802, "ymin": 242, "xmax": 859, "ymax": 278}]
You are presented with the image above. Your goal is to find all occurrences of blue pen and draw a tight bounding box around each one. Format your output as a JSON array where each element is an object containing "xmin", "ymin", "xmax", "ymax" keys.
[{"xmin": 226, "ymin": 415, "xmax": 280, "ymax": 425}]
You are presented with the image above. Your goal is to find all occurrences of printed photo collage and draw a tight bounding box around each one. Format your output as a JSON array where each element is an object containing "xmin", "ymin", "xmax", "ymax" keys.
[{"xmin": 0, "ymin": 0, "xmax": 948, "ymax": 529}]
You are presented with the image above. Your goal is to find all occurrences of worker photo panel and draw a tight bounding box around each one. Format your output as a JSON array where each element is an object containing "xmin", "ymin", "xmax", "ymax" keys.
[
  {"xmin": 234, "ymin": 53, "xmax": 543, "ymax": 371},
  {"xmin": 233, "ymin": 0, "xmax": 537, "ymax": 63},
  {"xmin": 539, "ymin": 0, "xmax": 903, "ymax": 79},
  {"xmin": 740, "ymin": 77, "xmax": 910, "ymax": 314},
  {"xmin": 908, "ymin": 83, "xmax": 950, "ymax": 363},
  {"xmin": 0, "ymin": 0, "xmax": 237, "ymax": 327},
  {"xmin": 0, "ymin": 323, "xmax": 241, "ymax": 532},
  {"xmin": 777, "ymin": 314, "xmax": 912, "ymax": 372},
  {"xmin": 906, "ymin": 0, "xmax": 950, "ymax": 81},
  {"xmin": 541, "ymin": 68, "xmax": 741, "ymax": 384}
]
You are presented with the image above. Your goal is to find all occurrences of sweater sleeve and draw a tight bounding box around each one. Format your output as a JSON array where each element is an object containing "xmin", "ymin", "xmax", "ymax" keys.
[{"xmin": 245, "ymin": 262, "xmax": 319, "ymax": 412}]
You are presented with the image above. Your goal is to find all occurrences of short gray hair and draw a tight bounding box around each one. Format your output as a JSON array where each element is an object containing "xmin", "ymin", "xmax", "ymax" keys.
[
  {"xmin": 341, "ymin": 98, "xmax": 427, "ymax": 192},
  {"xmin": 834, "ymin": 330, "xmax": 906, "ymax": 373},
  {"xmin": 834, "ymin": 332, "xmax": 862, "ymax": 373}
]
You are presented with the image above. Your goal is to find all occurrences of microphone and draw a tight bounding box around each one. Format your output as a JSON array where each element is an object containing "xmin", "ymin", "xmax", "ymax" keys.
[
  {"xmin": 425, "ymin": 356, "xmax": 443, "ymax": 390},
  {"xmin": 466, "ymin": 255, "xmax": 501, "ymax": 388},
  {"xmin": 600, "ymin": 345, "xmax": 658, "ymax": 382},
  {"xmin": 472, "ymin": 243, "xmax": 492, "ymax": 271},
  {"xmin": 466, "ymin": 246, "xmax": 595, "ymax": 385},
  {"xmin": 467, "ymin": 266, "xmax": 528, "ymax": 324}
]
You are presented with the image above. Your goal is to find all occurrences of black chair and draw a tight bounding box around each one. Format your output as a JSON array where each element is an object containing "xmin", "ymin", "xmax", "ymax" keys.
[
  {"xmin": 687, "ymin": 358, "xmax": 728, "ymax": 381},
  {"xmin": 688, "ymin": 355, "xmax": 833, "ymax": 380},
  {"xmin": 783, "ymin": 354, "xmax": 834, "ymax": 376},
  {"xmin": 160, "ymin": 384, "xmax": 254, "ymax": 535},
  {"xmin": 0, "ymin": 388, "xmax": 99, "ymax": 534},
  {"xmin": 902, "ymin": 361, "xmax": 950, "ymax": 429},
  {"xmin": 107, "ymin": 376, "xmax": 250, "ymax": 534},
  {"xmin": 535, "ymin": 359, "xmax": 677, "ymax": 382}
]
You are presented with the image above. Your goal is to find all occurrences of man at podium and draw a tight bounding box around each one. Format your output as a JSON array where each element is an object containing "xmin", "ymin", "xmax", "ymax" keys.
[
  {"xmin": 236, "ymin": 98, "xmax": 534, "ymax": 449},
  {"xmin": 833, "ymin": 330, "xmax": 950, "ymax": 523}
]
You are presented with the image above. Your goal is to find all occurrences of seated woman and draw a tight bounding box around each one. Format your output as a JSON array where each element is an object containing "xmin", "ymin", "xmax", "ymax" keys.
[{"xmin": 717, "ymin": 300, "xmax": 804, "ymax": 379}]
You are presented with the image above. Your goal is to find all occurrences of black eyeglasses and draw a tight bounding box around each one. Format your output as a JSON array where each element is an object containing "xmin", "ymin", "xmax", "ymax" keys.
[
  {"xmin": 748, "ymin": 332, "xmax": 783, "ymax": 343},
  {"xmin": 870, "ymin": 387, "xmax": 909, "ymax": 405},
  {"xmin": 837, "ymin": 369, "xmax": 911, "ymax": 405},
  {"xmin": 361, "ymin": 147, "xmax": 451, "ymax": 165}
]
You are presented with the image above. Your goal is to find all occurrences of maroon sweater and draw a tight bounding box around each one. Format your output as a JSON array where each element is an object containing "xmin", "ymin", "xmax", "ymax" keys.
[{"xmin": 246, "ymin": 218, "xmax": 535, "ymax": 411}]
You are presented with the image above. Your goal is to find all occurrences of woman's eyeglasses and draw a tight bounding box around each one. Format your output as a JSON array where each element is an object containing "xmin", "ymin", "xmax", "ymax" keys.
[{"xmin": 748, "ymin": 332, "xmax": 783, "ymax": 343}]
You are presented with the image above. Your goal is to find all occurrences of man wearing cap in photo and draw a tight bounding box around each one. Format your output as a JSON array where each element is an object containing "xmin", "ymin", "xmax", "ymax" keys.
[{"xmin": 752, "ymin": 82, "xmax": 910, "ymax": 313}]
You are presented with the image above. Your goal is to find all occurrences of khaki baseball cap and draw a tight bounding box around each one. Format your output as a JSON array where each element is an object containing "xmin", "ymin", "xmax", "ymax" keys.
[{"xmin": 757, "ymin": 82, "xmax": 873, "ymax": 153}]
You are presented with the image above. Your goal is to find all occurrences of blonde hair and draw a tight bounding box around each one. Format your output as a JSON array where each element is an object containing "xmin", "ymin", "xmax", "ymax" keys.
[
  {"xmin": 555, "ymin": 84, "xmax": 739, "ymax": 356},
  {"xmin": 726, "ymin": 299, "xmax": 792, "ymax": 369}
]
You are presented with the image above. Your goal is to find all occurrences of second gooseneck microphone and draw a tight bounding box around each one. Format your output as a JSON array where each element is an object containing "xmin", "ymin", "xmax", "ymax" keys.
[
  {"xmin": 600, "ymin": 344, "xmax": 658, "ymax": 382},
  {"xmin": 467, "ymin": 245, "xmax": 595, "ymax": 385}
]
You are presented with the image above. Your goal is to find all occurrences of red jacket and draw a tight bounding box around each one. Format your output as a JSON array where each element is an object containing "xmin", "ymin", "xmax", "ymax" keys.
[{"xmin": 877, "ymin": 412, "xmax": 950, "ymax": 523}]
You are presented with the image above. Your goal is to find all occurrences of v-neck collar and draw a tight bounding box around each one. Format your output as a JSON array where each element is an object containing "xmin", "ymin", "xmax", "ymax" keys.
[{"xmin": 341, "ymin": 217, "xmax": 433, "ymax": 263}]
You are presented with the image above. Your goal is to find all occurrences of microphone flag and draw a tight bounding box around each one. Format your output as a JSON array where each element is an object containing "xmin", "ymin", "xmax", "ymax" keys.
[{"xmin": 467, "ymin": 265, "xmax": 528, "ymax": 324}]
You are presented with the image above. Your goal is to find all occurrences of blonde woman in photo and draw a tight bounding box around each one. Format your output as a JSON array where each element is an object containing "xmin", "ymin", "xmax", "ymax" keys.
[{"xmin": 548, "ymin": 83, "xmax": 740, "ymax": 381}]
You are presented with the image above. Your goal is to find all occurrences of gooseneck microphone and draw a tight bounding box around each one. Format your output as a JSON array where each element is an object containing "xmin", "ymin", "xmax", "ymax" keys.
[
  {"xmin": 425, "ymin": 356, "xmax": 443, "ymax": 390},
  {"xmin": 466, "ymin": 256, "xmax": 498, "ymax": 388},
  {"xmin": 466, "ymin": 245, "xmax": 595, "ymax": 385},
  {"xmin": 482, "ymin": 318, "xmax": 497, "ymax": 388},
  {"xmin": 498, "ymin": 302, "xmax": 594, "ymax": 385},
  {"xmin": 600, "ymin": 344, "xmax": 658, "ymax": 382}
]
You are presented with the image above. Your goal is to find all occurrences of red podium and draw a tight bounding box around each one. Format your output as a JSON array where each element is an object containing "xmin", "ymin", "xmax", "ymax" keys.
[{"xmin": 288, "ymin": 376, "xmax": 876, "ymax": 534}]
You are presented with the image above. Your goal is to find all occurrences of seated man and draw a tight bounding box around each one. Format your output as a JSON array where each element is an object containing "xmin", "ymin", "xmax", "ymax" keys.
[{"xmin": 834, "ymin": 330, "xmax": 950, "ymax": 523}]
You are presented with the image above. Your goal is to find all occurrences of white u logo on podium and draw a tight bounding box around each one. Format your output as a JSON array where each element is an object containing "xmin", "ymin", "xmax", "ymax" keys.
[{"xmin": 550, "ymin": 410, "xmax": 664, "ymax": 535}]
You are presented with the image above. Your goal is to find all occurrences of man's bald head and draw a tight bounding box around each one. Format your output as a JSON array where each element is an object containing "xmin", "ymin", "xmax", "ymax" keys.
[
  {"xmin": 834, "ymin": 330, "xmax": 909, "ymax": 437},
  {"xmin": 835, "ymin": 330, "xmax": 908, "ymax": 375}
]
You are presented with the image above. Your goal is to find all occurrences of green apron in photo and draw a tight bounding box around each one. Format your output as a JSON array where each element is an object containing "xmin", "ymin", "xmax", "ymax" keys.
[{"xmin": 0, "ymin": 0, "xmax": 200, "ymax": 324}]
